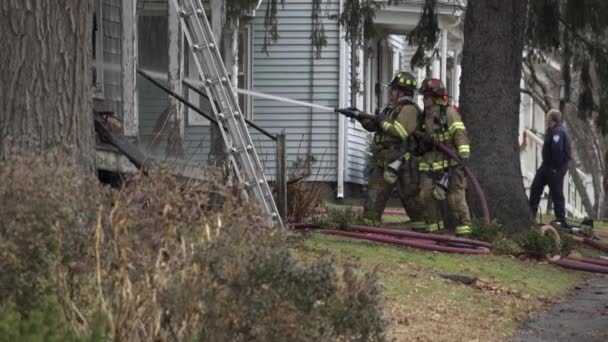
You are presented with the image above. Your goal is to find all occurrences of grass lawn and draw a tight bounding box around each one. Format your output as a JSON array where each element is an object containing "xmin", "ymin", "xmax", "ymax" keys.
[
  {"xmin": 308, "ymin": 201, "xmax": 605, "ymax": 339},
  {"xmin": 292, "ymin": 231, "xmax": 586, "ymax": 341}
]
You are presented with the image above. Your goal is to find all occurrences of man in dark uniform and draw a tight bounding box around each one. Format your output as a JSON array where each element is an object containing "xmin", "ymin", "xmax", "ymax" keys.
[{"xmin": 529, "ymin": 109, "xmax": 572, "ymax": 224}]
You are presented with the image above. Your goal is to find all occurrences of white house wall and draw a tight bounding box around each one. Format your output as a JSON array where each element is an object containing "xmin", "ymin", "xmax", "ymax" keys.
[{"xmin": 252, "ymin": 0, "xmax": 341, "ymax": 181}]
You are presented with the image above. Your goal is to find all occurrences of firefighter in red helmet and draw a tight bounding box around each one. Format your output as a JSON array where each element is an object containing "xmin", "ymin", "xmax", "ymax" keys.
[{"xmin": 416, "ymin": 78, "xmax": 472, "ymax": 235}]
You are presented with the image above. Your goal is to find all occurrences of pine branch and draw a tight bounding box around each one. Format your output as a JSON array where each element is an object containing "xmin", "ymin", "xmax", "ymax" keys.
[{"xmin": 558, "ymin": 16, "xmax": 608, "ymax": 56}]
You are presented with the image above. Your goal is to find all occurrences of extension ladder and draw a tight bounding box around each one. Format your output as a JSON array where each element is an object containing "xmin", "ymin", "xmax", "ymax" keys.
[{"xmin": 169, "ymin": 0, "xmax": 283, "ymax": 228}]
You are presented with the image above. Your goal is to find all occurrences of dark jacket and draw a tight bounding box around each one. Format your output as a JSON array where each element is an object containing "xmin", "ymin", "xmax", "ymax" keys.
[{"xmin": 542, "ymin": 123, "xmax": 571, "ymax": 170}]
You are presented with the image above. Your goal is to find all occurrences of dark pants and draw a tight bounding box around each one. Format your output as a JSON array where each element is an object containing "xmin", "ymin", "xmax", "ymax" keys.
[{"xmin": 529, "ymin": 164, "xmax": 568, "ymax": 222}]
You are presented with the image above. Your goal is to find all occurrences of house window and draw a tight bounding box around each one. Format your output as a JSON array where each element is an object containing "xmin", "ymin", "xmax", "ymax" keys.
[
  {"xmin": 92, "ymin": 0, "xmax": 104, "ymax": 99},
  {"xmin": 188, "ymin": 22, "xmax": 252, "ymax": 126}
]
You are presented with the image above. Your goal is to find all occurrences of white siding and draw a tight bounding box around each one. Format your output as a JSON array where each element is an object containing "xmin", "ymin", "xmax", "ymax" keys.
[{"xmin": 253, "ymin": 0, "xmax": 341, "ymax": 181}]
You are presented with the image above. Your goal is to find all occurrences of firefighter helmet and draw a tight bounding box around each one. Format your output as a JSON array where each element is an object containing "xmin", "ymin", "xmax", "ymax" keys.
[
  {"xmin": 419, "ymin": 78, "xmax": 446, "ymax": 97},
  {"xmin": 388, "ymin": 71, "xmax": 418, "ymax": 94}
]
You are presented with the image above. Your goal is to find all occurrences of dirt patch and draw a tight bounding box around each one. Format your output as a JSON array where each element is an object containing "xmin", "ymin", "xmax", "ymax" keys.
[{"xmin": 511, "ymin": 275, "xmax": 608, "ymax": 342}]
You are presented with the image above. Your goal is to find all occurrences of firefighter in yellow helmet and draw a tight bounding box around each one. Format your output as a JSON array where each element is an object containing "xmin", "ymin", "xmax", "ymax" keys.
[
  {"xmin": 338, "ymin": 71, "xmax": 424, "ymax": 227},
  {"xmin": 416, "ymin": 78, "xmax": 472, "ymax": 235}
]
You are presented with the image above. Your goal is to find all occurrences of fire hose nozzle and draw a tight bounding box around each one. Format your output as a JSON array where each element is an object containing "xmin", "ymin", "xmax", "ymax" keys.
[{"xmin": 335, "ymin": 108, "xmax": 359, "ymax": 119}]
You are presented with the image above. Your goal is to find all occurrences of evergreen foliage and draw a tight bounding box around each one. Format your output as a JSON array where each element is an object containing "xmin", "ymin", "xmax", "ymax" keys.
[
  {"xmin": 527, "ymin": 0, "xmax": 608, "ymax": 133},
  {"xmin": 406, "ymin": 0, "xmax": 439, "ymax": 69}
]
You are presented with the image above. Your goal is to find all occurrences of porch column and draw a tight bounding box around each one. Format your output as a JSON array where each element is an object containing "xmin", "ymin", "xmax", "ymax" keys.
[
  {"xmin": 229, "ymin": 16, "xmax": 240, "ymax": 92},
  {"xmin": 440, "ymin": 29, "xmax": 448, "ymax": 84},
  {"xmin": 167, "ymin": 0, "xmax": 185, "ymax": 156},
  {"xmin": 431, "ymin": 59, "xmax": 440, "ymax": 79},
  {"xmin": 416, "ymin": 67, "xmax": 424, "ymax": 107},
  {"xmin": 122, "ymin": 0, "xmax": 138, "ymax": 137},
  {"xmin": 452, "ymin": 59, "xmax": 461, "ymax": 105}
]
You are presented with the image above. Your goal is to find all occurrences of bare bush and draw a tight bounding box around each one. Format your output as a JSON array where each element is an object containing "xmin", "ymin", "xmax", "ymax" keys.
[{"xmin": 0, "ymin": 154, "xmax": 385, "ymax": 341}]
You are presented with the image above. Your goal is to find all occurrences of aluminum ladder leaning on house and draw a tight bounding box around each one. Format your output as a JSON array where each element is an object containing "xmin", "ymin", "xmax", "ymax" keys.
[{"xmin": 169, "ymin": 0, "xmax": 284, "ymax": 229}]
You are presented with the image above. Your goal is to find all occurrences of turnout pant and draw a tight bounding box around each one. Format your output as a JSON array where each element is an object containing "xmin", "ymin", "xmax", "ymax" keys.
[
  {"xmin": 362, "ymin": 161, "xmax": 424, "ymax": 226},
  {"xmin": 419, "ymin": 167, "xmax": 472, "ymax": 234},
  {"xmin": 529, "ymin": 164, "xmax": 568, "ymax": 222}
]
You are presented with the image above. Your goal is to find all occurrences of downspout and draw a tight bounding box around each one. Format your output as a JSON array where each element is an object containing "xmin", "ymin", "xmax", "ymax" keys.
[{"xmin": 337, "ymin": 0, "xmax": 346, "ymax": 199}]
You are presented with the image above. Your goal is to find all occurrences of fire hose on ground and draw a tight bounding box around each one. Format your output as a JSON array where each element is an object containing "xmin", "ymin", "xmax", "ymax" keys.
[
  {"xmin": 539, "ymin": 225, "xmax": 608, "ymax": 274},
  {"xmin": 293, "ymin": 223, "xmax": 491, "ymax": 254},
  {"xmin": 295, "ymin": 223, "xmax": 608, "ymax": 273}
]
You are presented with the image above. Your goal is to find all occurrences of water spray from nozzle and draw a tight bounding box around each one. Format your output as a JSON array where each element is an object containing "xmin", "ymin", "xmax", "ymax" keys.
[{"xmin": 113, "ymin": 64, "xmax": 337, "ymax": 112}]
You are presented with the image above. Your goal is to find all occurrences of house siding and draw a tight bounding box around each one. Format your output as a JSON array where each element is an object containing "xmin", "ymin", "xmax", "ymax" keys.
[{"xmin": 253, "ymin": 0, "xmax": 341, "ymax": 181}]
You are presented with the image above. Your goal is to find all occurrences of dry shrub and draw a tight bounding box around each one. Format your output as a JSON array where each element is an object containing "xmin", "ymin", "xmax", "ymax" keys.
[
  {"xmin": 0, "ymin": 153, "xmax": 103, "ymax": 313},
  {"xmin": 286, "ymin": 178, "xmax": 325, "ymax": 223},
  {"xmin": 0, "ymin": 154, "xmax": 385, "ymax": 341}
]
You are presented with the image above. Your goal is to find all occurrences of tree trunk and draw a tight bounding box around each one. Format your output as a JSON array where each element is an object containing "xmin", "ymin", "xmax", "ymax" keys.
[
  {"xmin": 604, "ymin": 156, "xmax": 608, "ymax": 217},
  {"xmin": 460, "ymin": 0, "xmax": 532, "ymax": 232},
  {"xmin": 0, "ymin": 0, "xmax": 95, "ymax": 172}
]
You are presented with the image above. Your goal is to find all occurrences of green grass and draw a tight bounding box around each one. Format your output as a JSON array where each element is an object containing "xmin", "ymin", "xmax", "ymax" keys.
[
  {"xmin": 594, "ymin": 220, "xmax": 608, "ymax": 231},
  {"xmin": 292, "ymin": 233, "xmax": 586, "ymax": 341},
  {"xmin": 323, "ymin": 201, "xmax": 411, "ymax": 225},
  {"xmin": 301, "ymin": 234, "xmax": 582, "ymax": 297}
]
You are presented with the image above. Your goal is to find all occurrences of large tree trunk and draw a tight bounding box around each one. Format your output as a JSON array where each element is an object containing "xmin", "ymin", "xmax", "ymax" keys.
[
  {"xmin": 460, "ymin": 0, "xmax": 532, "ymax": 232},
  {"xmin": 0, "ymin": 0, "xmax": 95, "ymax": 172}
]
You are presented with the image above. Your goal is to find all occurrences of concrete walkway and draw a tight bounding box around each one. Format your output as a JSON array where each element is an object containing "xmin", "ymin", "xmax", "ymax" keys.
[{"xmin": 512, "ymin": 275, "xmax": 608, "ymax": 342}]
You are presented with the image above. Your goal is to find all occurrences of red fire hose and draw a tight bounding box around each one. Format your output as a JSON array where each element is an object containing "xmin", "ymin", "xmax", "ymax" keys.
[
  {"xmin": 578, "ymin": 257, "xmax": 608, "ymax": 267},
  {"xmin": 349, "ymin": 225, "xmax": 492, "ymax": 248},
  {"xmin": 320, "ymin": 230, "xmax": 490, "ymax": 254},
  {"xmin": 583, "ymin": 238, "xmax": 608, "ymax": 253},
  {"xmin": 296, "ymin": 223, "xmax": 608, "ymax": 273},
  {"xmin": 293, "ymin": 223, "xmax": 490, "ymax": 254},
  {"xmin": 538, "ymin": 225, "xmax": 608, "ymax": 274},
  {"xmin": 551, "ymin": 259, "xmax": 608, "ymax": 274}
]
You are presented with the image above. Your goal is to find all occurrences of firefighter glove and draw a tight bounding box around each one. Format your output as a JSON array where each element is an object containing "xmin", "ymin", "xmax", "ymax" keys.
[
  {"xmin": 432, "ymin": 172, "xmax": 449, "ymax": 201},
  {"xmin": 432, "ymin": 185, "xmax": 447, "ymax": 201},
  {"xmin": 417, "ymin": 133, "xmax": 435, "ymax": 153},
  {"xmin": 459, "ymin": 156, "xmax": 469, "ymax": 168}
]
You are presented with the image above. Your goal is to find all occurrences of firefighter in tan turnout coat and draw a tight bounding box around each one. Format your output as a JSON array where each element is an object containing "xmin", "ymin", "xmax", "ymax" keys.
[
  {"xmin": 417, "ymin": 78, "xmax": 472, "ymax": 236},
  {"xmin": 338, "ymin": 71, "xmax": 424, "ymax": 227}
]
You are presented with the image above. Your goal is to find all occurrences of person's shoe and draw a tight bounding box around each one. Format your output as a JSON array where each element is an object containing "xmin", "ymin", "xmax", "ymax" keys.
[
  {"xmin": 550, "ymin": 220, "xmax": 569, "ymax": 231},
  {"xmin": 414, "ymin": 221, "xmax": 444, "ymax": 233},
  {"xmin": 409, "ymin": 221, "xmax": 428, "ymax": 232},
  {"xmin": 455, "ymin": 225, "xmax": 471, "ymax": 237}
]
